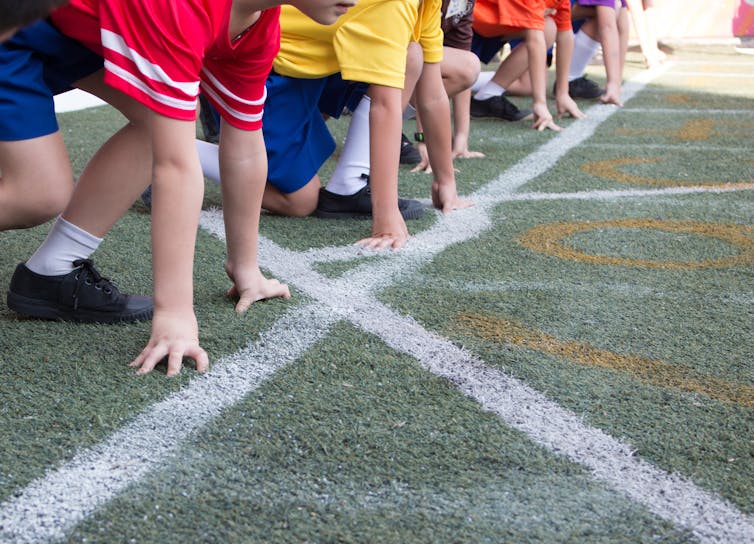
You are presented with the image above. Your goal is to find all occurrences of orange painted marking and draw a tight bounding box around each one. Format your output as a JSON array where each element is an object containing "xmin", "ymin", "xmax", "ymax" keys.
[
  {"xmin": 456, "ymin": 313, "xmax": 754, "ymax": 407},
  {"xmin": 518, "ymin": 218, "xmax": 754, "ymax": 269}
]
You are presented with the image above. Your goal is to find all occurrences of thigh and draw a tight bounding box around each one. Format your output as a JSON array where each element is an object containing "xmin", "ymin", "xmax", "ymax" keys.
[
  {"xmin": 0, "ymin": 133, "xmax": 73, "ymax": 190},
  {"xmin": 75, "ymin": 69, "xmax": 151, "ymax": 127}
]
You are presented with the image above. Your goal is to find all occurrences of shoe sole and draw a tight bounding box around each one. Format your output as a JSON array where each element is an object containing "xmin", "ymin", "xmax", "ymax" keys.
[
  {"xmin": 314, "ymin": 205, "xmax": 426, "ymax": 221},
  {"xmin": 6, "ymin": 291, "xmax": 153, "ymax": 324}
]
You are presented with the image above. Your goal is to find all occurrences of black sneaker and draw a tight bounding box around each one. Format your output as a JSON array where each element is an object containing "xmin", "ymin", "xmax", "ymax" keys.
[
  {"xmin": 400, "ymin": 133, "xmax": 421, "ymax": 165},
  {"xmin": 6, "ymin": 259, "xmax": 153, "ymax": 324},
  {"xmin": 470, "ymin": 95, "xmax": 533, "ymax": 121},
  {"xmin": 565, "ymin": 76, "xmax": 605, "ymax": 99},
  {"xmin": 314, "ymin": 182, "xmax": 425, "ymax": 220}
]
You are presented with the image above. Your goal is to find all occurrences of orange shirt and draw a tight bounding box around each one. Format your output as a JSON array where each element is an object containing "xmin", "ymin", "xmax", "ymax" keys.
[
  {"xmin": 472, "ymin": 0, "xmax": 546, "ymax": 37},
  {"xmin": 547, "ymin": 0, "xmax": 572, "ymax": 32}
]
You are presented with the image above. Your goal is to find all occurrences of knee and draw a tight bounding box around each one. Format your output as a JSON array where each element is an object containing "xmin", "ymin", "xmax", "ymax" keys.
[
  {"xmin": 21, "ymin": 182, "xmax": 72, "ymax": 226},
  {"xmin": 0, "ymin": 175, "xmax": 73, "ymax": 228},
  {"xmin": 459, "ymin": 53, "xmax": 481, "ymax": 89},
  {"xmin": 264, "ymin": 178, "xmax": 320, "ymax": 217}
]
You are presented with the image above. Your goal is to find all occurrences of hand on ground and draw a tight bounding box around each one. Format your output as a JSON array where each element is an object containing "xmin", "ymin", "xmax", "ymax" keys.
[
  {"xmin": 432, "ymin": 181, "xmax": 474, "ymax": 213},
  {"xmin": 356, "ymin": 214, "xmax": 410, "ymax": 250},
  {"xmin": 410, "ymin": 143, "xmax": 432, "ymax": 173},
  {"xmin": 129, "ymin": 311, "xmax": 209, "ymax": 377},
  {"xmin": 452, "ymin": 148, "xmax": 486, "ymax": 159},
  {"xmin": 556, "ymin": 95, "xmax": 586, "ymax": 120},
  {"xmin": 225, "ymin": 263, "xmax": 291, "ymax": 313},
  {"xmin": 600, "ymin": 84, "xmax": 623, "ymax": 106},
  {"xmin": 531, "ymin": 103, "xmax": 562, "ymax": 132}
]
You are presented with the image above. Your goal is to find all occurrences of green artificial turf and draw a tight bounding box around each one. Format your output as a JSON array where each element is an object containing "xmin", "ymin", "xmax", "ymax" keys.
[{"xmin": 0, "ymin": 43, "xmax": 751, "ymax": 541}]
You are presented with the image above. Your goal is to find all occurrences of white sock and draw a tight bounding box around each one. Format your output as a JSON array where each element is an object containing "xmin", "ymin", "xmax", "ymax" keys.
[
  {"xmin": 471, "ymin": 71, "xmax": 495, "ymax": 94},
  {"xmin": 25, "ymin": 216, "xmax": 103, "ymax": 276},
  {"xmin": 569, "ymin": 31, "xmax": 601, "ymax": 80},
  {"xmin": 197, "ymin": 139, "xmax": 221, "ymax": 184},
  {"xmin": 474, "ymin": 80, "xmax": 505, "ymax": 101},
  {"xmin": 325, "ymin": 95, "xmax": 371, "ymax": 196}
]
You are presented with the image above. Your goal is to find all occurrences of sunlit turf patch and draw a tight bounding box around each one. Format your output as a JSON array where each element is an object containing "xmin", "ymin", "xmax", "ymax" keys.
[
  {"xmin": 455, "ymin": 313, "xmax": 753, "ymax": 407},
  {"xmin": 67, "ymin": 323, "xmax": 687, "ymax": 543},
  {"xmin": 518, "ymin": 218, "xmax": 754, "ymax": 269}
]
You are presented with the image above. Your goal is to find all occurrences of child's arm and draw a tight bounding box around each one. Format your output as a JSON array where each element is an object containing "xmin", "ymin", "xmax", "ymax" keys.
[
  {"xmin": 553, "ymin": 29, "xmax": 585, "ymax": 119},
  {"xmin": 356, "ymin": 83, "xmax": 410, "ymax": 250},
  {"xmin": 129, "ymin": 114, "xmax": 209, "ymax": 377},
  {"xmin": 217, "ymin": 122, "xmax": 290, "ymax": 311},
  {"xmin": 594, "ymin": 5, "xmax": 624, "ymax": 106},
  {"xmin": 414, "ymin": 61, "xmax": 473, "ymax": 212},
  {"xmin": 450, "ymin": 88, "xmax": 485, "ymax": 159},
  {"xmin": 524, "ymin": 29, "xmax": 561, "ymax": 132}
]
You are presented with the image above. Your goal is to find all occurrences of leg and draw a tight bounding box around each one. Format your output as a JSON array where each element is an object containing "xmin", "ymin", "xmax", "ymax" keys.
[
  {"xmin": 0, "ymin": 133, "xmax": 73, "ymax": 230},
  {"xmin": 62, "ymin": 70, "xmax": 152, "ymax": 237},
  {"xmin": 441, "ymin": 46, "xmax": 480, "ymax": 99},
  {"xmin": 262, "ymin": 175, "xmax": 321, "ymax": 217}
]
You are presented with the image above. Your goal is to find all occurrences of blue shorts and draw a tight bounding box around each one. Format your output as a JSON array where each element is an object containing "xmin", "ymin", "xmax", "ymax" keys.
[
  {"xmin": 0, "ymin": 20, "xmax": 103, "ymax": 141},
  {"xmin": 263, "ymin": 72, "xmax": 367, "ymax": 193}
]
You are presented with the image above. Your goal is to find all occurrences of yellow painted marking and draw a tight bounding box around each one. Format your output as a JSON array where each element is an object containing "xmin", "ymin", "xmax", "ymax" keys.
[
  {"xmin": 615, "ymin": 119, "xmax": 754, "ymax": 141},
  {"xmin": 666, "ymin": 94, "xmax": 695, "ymax": 105},
  {"xmin": 456, "ymin": 313, "xmax": 754, "ymax": 407},
  {"xmin": 581, "ymin": 158, "xmax": 754, "ymax": 188},
  {"xmin": 518, "ymin": 218, "xmax": 754, "ymax": 269},
  {"xmin": 615, "ymin": 119, "xmax": 715, "ymax": 141}
]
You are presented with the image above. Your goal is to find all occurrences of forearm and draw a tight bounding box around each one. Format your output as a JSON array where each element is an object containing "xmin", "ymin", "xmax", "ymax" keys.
[
  {"xmin": 150, "ymin": 126, "xmax": 203, "ymax": 314},
  {"xmin": 595, "ymin": 6, "xmax": 621, "ymax": 86},
  {"xmin": 554, "ymin": 31, "xmax": 574, "ymax": 97},
  {"xmin": 367, "ymin": 85, "xmax": 402, "ymax": 224},
  {"xmin": 218, "ymin": 124, "xmax": 266, "ymax": 271},
  {"xmin": 415, "ymin": 63, "xmax": 454, "ymax": 184},
  {"xmin": 525, "ymin": 29, "xmax": 548, "ymax": 107},
  {"xmin": 452, "ymin": 88, "xmax": 472, "ymax": 143}
]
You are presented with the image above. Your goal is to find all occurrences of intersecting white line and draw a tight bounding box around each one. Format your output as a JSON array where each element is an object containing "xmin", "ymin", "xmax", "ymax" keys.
[{"xmin": 1, "ymin": 61, "xmax": 753, "ymax": 544}]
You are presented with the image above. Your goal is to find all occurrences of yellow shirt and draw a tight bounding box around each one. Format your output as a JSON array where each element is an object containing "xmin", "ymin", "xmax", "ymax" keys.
[{"xmin": 274, "ymin": 0, "xmax": 444, "ymax": 88}]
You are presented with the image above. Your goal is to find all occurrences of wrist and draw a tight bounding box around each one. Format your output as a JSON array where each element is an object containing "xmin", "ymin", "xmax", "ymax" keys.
[{"xmin": 413, "ymin": 131, "xmax": 424, "ymax": 143}]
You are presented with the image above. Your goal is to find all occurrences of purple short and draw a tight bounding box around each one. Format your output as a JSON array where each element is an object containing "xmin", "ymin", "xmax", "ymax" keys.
[{"xmin": 575, "ymin": 0, "xmax": 626, "ymax": 7}]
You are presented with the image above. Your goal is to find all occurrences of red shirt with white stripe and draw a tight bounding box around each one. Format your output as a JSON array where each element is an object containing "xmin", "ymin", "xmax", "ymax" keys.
[{"xmin": 51, "ymin": 0, "xmax": 280, "ymax": 131}]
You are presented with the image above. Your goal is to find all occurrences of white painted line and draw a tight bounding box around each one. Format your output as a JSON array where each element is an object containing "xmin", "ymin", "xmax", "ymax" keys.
[
  {"xmin": 1, "ymin": 53, "xmax": 752, "ymax": 544},
  {"xmin": 621, "ymin": 108, "xmax": 754, "ymax": 115},
  {"xmin": 491, "ymin": 183, "xmax": 754, "ymax": 205},
  {"xmin": 0, "ymin": 305, "xmax": 337, "ymax": 543},
  {"xmin": 206, "ymin": 211, "xmax": 754, "ymax": 544},
  {"xmin": 580, "ymin": 143, "xmax": 754, "ymax": 152},
  {"xmin": 665, "ymin": 71, "xmax": 754, "ymax": 78}
]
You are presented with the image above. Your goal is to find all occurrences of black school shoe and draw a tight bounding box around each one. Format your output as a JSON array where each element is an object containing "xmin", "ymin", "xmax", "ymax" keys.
[
  {"xmin": 314, "ymin": 183, "xmax": 425, "ymax": 220},
  {"xmin": 470, "ymin": 94, "xmax": 533, "ymax": 122},
  {"xmin": 563, "ymin": 76, "xmax": 605, "ymax": 99},
  {"xmin": 399, "ymin": 133, "xmax": 421, "ymax": 165},
  {"xmin": 6, "ymin": 259, "xmax": 153, "ymax": 324}
]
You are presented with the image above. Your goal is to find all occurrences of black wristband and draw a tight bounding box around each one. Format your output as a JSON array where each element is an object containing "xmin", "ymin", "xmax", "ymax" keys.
[{"xmin": 414, "ymin": 132, "xmax": 425, "ymax": 143}]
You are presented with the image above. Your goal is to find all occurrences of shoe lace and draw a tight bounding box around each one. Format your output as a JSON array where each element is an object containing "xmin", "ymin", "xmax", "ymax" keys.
[{"xmin": 71, "ymin": 259, "xmax": 117, "ymax": 310}]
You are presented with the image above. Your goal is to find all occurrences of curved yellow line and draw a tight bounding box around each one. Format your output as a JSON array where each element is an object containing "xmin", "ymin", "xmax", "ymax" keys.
[
  {"xmin": 456, "ymin": 313, "xmax": 754, "ymax": 408},
  {"xmin": 518, "ymin": 218, "xmax": 754, "ymax": 269}
]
